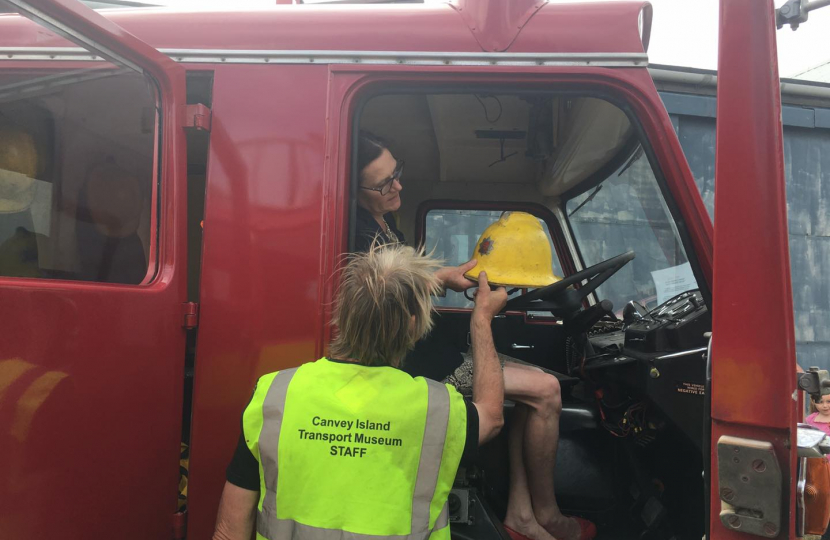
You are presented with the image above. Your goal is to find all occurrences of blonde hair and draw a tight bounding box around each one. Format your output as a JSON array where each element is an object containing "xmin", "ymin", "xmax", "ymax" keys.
[{"xmin": 329, "ymin": 242, "xmax": 442, "ymax": 368}]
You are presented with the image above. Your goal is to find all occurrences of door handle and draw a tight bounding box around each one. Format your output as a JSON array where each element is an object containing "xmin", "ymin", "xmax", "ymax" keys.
[{"xmin": 511, "ymin": 343, "xmax": 534, "ymax": 350}]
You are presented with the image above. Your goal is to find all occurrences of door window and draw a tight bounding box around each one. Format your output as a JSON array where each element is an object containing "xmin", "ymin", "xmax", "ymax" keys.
[
  {"xmin": 0, "ymin": 17, "xmax": 158, "ymax": 284},
  {"xmin": 424, "ymin": 209, "xmax": 564, "ymax": 308}
]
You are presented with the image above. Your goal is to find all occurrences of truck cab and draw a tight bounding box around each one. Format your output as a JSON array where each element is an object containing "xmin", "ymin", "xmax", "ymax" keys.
[{"xmin": 0, "ymin": 0, "xmax": 801, "ymax": 539}]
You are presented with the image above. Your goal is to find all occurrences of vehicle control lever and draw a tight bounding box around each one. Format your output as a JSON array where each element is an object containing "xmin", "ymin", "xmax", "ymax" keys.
[
  {"xmin": 622, "ymin": 300, "xmax": 648, "ymax": 327},
  {"xmin": 565, "ymin": 299, "xmax": 613, "ymax": 336}
]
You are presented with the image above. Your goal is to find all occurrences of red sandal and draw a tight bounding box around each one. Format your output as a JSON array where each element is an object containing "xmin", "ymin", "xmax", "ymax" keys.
[
  {"xmin": 502, "ymin": 526, "xmax": 534, "ymax": 540},
  {"xmin": 569, "ymin": 516, "xmax": 597, "ymax": 540}
]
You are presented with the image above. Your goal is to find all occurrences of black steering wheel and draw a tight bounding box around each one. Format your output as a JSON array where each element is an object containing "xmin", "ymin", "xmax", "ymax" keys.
[{"xmin": 504, "ymin": 251, "xmax": 635, "ymax": 317}]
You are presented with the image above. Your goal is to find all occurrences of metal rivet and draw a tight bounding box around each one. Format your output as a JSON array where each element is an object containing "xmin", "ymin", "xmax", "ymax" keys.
[
  {"xmin": 727, "ymin": 515, "xmax": 741, "ymax": 529},
  {"xmin": 741, "ymin": 475, "xmax": 749, "ymax": 483},
  {"xmin": 753, "ymin": 460, "xmax": 767, "ymax": 473},
  {"xmin": 721, "ymin": 488, "xmax": 734, "ymax": 501},
  {"xmin": 763, "ymin": 522, "xmax": 777, "ymax": 536},
  {"xmin": 733, "ymin": 457, "xmax": 740, "ymax": 464}
]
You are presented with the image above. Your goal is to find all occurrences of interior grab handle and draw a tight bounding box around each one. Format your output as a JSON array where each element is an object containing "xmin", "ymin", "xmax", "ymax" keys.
[{"xmin": 511, "ymin": 343, "xmax": 534, "ymax": 350}]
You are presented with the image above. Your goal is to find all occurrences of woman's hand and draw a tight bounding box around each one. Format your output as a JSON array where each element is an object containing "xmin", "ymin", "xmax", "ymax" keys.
[{"xmin": 435, "ymin": 260, "xmax": 478, "ymax": 292}]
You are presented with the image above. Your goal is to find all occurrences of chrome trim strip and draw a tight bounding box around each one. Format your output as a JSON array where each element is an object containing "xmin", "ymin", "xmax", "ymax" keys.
[
  {"xmin": 1, "ymin": 2, "xmax": 141, "ymax": 71},
  {"xmin": 796, "ymin": 456, "xmax": 807, "ymax": 538},
  {"xmin": 0, "ymin": 47, "xmax": 649, "ymax": 66},
  {"xmin": 655, "ymin": 347, "xmax": 708, "ymax": 361}
]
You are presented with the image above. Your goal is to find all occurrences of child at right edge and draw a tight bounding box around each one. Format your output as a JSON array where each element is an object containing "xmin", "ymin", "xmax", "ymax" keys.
[{"xmin": 806, "ymin": 393, "xmax": 830, "ymax": 461}]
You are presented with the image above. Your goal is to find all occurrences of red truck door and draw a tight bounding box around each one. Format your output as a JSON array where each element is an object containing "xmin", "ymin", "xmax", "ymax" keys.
[
  {"xmin": 710, "ymin": 0, "xmax": 797, "ymax": 539},
  {"xmin": 0, "ymin": 1, "xmax": 188, "ymax": 538}
]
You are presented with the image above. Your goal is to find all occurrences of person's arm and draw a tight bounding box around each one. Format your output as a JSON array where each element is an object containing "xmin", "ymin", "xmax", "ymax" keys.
[
  {"xmin": 434, "ymin": 259, "xmax": 478, "ymax": 293},
  {"xmin": 470, "ymin": 271, "xmax": 507, "ymax": 444},
  {"xmin": 212, "ymin": 481, "xmax": 259, "ymax": 540}
]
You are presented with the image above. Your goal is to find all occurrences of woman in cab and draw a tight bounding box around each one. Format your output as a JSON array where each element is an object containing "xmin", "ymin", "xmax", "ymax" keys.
[{"xmin": 352, "ymin": 131, "xmax": 596, "ymax": 540}]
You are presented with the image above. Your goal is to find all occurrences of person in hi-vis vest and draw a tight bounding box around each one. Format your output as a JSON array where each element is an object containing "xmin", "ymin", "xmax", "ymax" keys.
[{"xmin": 213, "ymin": 244, "xmax": 508, "ymax": 540}]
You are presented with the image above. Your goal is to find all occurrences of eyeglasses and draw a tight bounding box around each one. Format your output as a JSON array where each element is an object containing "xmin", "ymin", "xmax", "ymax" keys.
[{"xmin": 359, "ymin": 160, "xmax": 404, "ymax": 196}]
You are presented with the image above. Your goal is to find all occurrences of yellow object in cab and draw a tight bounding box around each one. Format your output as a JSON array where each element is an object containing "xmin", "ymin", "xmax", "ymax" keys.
[
  {"xmin": 0, "ymin": 124, "xmax": 39, "ymax": 213},
  {"xmin": 464, "ymin": 211, "xmax": 562, "ymax": 288}
]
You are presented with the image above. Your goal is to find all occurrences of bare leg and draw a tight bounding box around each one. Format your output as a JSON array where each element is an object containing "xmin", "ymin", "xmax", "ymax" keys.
[
  {"xmin": 503, "ymin": 363, "xmax": 580, "ymax": 540},
  {"xmin": 503, "ymin": 404, "xmax": 557, "ymax": 540}
]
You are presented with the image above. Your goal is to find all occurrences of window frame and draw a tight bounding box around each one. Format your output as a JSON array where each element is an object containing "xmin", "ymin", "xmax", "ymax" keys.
[
  {"xmin": 348, "ymin": 83, "xmax": 711, "ymax": 313},
  {"xmin": 0, "ymin": 66, "xmax": 164, "ymax": 285}
]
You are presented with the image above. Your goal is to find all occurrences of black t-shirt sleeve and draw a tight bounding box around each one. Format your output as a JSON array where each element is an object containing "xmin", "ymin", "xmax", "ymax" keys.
[
  {"xmin": 462, "ymin": 399, "xmax": 479, "ymax": 462},
  {"xmin": 226, "ymin": 432, "xmax": 260, "ymax": 491}
]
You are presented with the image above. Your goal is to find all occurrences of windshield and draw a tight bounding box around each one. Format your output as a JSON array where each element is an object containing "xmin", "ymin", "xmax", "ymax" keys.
[
  {"xmin": 424, "ymin": 209, "xmax": 564, "ymax": 309},
  {"xmin": 565, "ymin": 147, "xmax": 698, "ymax": 312}
]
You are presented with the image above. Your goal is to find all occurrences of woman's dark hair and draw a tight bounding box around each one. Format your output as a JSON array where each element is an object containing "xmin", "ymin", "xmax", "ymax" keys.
[{"xmin": 356, "ymin": 130, "xmax": 388, "ymax": 178}]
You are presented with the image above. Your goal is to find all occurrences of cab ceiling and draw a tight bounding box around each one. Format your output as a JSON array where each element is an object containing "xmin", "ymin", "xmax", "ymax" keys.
[
  {"xmin": 361, "ymin": 92, "xmax": 635, "ymax": 201},
  {"xmin": 360, "ymin": 92, "xmax": 635, "ymax": 242}
]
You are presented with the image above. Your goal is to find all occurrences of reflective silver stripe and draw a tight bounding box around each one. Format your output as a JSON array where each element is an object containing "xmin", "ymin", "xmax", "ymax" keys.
[
  {"xmin": 261, "ymin": 516, "xmax": 449, "ymax": 540},
  {"xmin": 0, "ymin": 47, "xmax": 649, "ymax": 67},
  {"xmin": 435, "ymin": 502, "xmax": 449, "ymax": 531},
  {"xmin": 256, "ymin": 368, "xmax": 298, "ymax": 540},
  {"xmin": 411, "ymin": 380, "xmax": 450, "ymax": 533}
]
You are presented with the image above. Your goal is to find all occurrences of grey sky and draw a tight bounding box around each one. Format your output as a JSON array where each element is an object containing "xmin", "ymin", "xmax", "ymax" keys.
[{"xmin": 646, "ymin": 0, "xmax": 830, "ymax": 78}]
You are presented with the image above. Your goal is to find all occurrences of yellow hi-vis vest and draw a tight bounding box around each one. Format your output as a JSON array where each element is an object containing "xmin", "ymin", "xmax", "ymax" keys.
[{"xmin": 243, "ymin": 357, "xmax": 468, "ymax": 540}]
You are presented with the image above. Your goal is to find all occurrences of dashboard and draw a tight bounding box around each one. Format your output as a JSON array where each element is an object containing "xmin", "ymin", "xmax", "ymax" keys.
[{"xmin": 577, "ymin": 290, "xmax": 710, "ymax": 447}]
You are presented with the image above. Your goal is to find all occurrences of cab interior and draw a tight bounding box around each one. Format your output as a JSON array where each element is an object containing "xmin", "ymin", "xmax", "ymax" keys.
[{"xmin": 354, "ymin": 90, "xmax": 710, "ymax": 540}]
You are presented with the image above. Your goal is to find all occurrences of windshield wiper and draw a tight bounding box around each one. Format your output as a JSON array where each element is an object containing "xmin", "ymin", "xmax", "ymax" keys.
[{"xmin": 568, "ymin": 184, "xmax": 603, "ymax": 217}]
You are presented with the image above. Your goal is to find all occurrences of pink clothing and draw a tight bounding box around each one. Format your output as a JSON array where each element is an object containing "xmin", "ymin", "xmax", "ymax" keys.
[
  {"xmin": 806, "ymin": 413, "xmax": 830, "ymax": 461},
  {"xmin": 806, "ymin": 412, "xmax": 830, "ymax": 436}
]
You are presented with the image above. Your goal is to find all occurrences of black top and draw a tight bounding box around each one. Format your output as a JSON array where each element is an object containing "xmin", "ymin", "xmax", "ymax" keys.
[
  {"xmin": 226, "ymin": 365, "xmax": 479, "ymax": 491},
  {"xmin": 353, "ymin": 206, "xmax": 463, "ymax": 382},
  {"xmin": 354, "ymin": 206, "xmax": 406, "ymax": 252}
]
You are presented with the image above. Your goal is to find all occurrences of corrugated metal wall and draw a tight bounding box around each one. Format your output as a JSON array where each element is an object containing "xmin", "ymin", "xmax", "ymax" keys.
[{"xmin": 661, "ymin": 91, "xmax": 830, "ymax": 368}]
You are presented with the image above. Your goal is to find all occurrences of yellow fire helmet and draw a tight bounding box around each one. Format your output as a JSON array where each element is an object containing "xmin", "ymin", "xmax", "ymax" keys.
[
  {"xmin": 464, "ymin": 211, "xmax": 563, "ymax": 288},
  {"xmin": 0, "ymin": 123, "xmax": 39, "ymax": 214}
]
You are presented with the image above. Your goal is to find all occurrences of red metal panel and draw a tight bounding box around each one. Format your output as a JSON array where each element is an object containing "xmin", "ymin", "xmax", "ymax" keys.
[
  {"xmin": 710, "ymin": 0, "xmax": 796, "ymax": 538},
  {"xmin": 185, "ymin": 64, "xmax": 330, "ymax": 540},
  {"xmin": 449, "ymin": 0, "xmax": 547, "ymax": 52},
  {"xmin": 0, "ymin": 0, "xmax": 188, "ymax": 538},
  {"xmin": 0, "ymin": 2, "xmax": 649, "ymax": 55},
  {"xmin": 184, "ymin": 62, "xmax": 710, "ymax": 539}
]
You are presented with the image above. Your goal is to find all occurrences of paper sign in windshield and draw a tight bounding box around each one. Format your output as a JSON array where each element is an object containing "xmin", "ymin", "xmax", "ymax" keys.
[{"xmin": 651, "ymin": 262, "xmax": 696, "ymax": 305}]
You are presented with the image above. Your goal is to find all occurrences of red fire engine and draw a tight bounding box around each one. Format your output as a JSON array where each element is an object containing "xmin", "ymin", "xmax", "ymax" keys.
[{"xmin": 0, "ymin": 0, "xmax": 823, "ymax": 538}]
